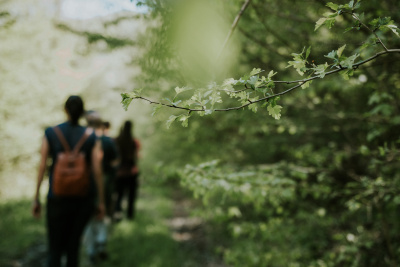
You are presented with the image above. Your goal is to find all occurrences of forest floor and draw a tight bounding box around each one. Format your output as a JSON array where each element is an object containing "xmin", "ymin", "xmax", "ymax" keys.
[{"xmin": 4, "ymin": 182, "xmax": 226, "ymax": 267}]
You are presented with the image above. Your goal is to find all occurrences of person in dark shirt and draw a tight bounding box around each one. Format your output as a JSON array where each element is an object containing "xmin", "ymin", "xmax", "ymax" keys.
[
  {"xmin": 32, "ymin": 95, "xmax": 105, "ymax": 267},
  {"xmin": 114, "ymin": 120, "xmax": 141, "ymax": 221},
  {"xmin": 83, "ymin": 113, "xmax": 118, "ymax": 263},
  {"xmin": 100, "ymin": 121, "xmax": 118, "ymax": 216}
]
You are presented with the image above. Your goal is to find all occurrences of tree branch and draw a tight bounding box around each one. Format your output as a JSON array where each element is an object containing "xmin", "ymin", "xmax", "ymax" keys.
[
  {"xmin": 128, "ymin": 49, "xmax": 400, "ymax": 112},
  {"xmin": 217, "ymin": 0, "xmax": 252, "ymax": 60},
  {"xmin": 351, "ymin": 12, "xmax": 389, "ymax": 52}
]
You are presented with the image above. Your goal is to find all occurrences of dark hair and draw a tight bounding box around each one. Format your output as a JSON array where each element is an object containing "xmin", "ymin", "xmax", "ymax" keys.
[
  {"xmin": 116, "ymin": 120, "xmax": 136, "ymax": 167},
  {"xmin": 102, "ymin": 121, "xmax": 110, "ymax": 129},
  {"xmin": 65, "ymin": 95, "xmax": 84, "ymax": 125}
]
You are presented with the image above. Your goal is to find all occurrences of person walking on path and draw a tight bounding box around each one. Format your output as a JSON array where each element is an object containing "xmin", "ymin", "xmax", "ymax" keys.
[
  {"xmin": 114, "ymin": 120, "xmax": 141, "ymax": 221},
  {"xmin": 32, "ymin": 95, "xmax": 105, "ymax": 267},
  {"xmin": 83, "ymin": 113, "xmax": 118, "ymax": 264},
  {"xmin": 100, "ymin": 121, "xmax": 118, "ymax": 216}
]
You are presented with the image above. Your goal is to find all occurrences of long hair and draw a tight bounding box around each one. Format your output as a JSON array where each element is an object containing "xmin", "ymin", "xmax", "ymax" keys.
[
  {"xmin": 65, "ymin": 95, "xmax": 84, "ymax": 125},
  {"xmin": 116, "ymin": 121, "xmax": 137, "ymax": 168}
]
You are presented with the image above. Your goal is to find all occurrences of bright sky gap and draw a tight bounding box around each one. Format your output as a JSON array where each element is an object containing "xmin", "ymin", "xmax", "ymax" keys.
[{"xmin": 61, "ymin": 0, "xmax": 147, "ymax": 19}]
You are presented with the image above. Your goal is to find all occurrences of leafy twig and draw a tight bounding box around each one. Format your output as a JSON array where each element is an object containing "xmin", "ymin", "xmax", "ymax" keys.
[{"xmin": 123, "ymin": 49, "xmax": 400, "ymax": 112}]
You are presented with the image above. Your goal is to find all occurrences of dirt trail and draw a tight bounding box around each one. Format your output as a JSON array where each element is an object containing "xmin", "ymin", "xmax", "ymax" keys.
[
  {"xmin": 167, "ymin": 189, "xmax": 227, "ymax": 267},
  {"xmin": 10, "ymin": 241, "xmax": 47, "ymax": 267}
]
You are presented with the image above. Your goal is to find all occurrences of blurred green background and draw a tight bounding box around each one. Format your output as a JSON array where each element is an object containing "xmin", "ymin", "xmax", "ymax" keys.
[{"xmin": 1, "ymin": 0, "xmax": 400, "ymax": 266}]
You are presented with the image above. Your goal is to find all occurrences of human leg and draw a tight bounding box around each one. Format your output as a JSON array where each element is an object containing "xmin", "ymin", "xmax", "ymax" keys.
[
  {"xmin": 83, "ymin": 219, "xmax": 97, "ymax": 262},
  {"xmin": 46, "ymin": 198, "xmax": 69, "ymax": 267},
  {"xmin": 127, "ymin": 174, "xmax": 139, "ymax": 219},
  {"xmin": 65, "ymin": 199, "xmax": 94, "ymax": 267},
  {"xmin": 114, "ymin": 177, "xmax": 125, "ymax": 213}
]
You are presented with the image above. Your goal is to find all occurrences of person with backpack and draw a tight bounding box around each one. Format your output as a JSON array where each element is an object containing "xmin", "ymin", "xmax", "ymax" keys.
[
  {"xmin": 32, "ymin": 95, "xmax": 105, "ymax": 267},
  {"xmin": 114, "ymin": 120, "xmax": 141, "ymax": 221}
]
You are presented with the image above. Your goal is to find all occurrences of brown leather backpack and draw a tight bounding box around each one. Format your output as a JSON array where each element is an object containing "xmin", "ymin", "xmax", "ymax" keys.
[{"xmin": 52, "ymin": 126, "xmax": 90, "ymax": 196}]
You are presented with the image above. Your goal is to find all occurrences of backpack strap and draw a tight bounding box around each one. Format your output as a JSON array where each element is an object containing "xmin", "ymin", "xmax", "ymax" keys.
[
  {"xmin": 72, "ymin": 129, "xmax": 90, "ymax": 154},
  {"xmin": 53, "ymin": 126, "xmax": 90, "ymax": 154},
  {"xmin": 53, "ymin": 126, "xmax": 71, "ymax": 152}
]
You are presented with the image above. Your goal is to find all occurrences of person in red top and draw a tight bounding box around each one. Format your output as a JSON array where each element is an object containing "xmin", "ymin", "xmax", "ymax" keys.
[{"xmin": 114, "ymin": 120, "xmax": 141, "ymax": 221}]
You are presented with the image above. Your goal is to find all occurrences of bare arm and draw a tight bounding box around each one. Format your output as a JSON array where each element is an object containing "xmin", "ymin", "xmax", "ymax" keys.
[
  {"xmin": 92, "ymin": 139, "xmax": 105, "ymax": 219},
  {"xmin": 32, "ymin": 136, "xmax": 49, "ymax": 218}
]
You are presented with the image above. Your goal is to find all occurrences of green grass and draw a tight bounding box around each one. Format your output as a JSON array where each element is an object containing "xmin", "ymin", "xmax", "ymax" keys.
[
  {"xmin": 0, "ymin": 199, "xmax": 46, "ymax": 266},
  {"xmin": 0, "ymin": 183, "xmax": 205, "ymax": 267},
  {"xmin": 97, "ymin": 184, "xmax": 186, "ymax": 267}
]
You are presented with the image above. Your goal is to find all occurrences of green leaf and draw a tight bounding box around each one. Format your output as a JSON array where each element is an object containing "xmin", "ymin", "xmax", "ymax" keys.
[
  {"xmin": 370, "ymin": 104, "xmax": 394, "ymax": 116},
  {"xmin": 385, "ymin": 24, "xmax": 400, "ymax": 37},
  {"xmin": 175, "ymin": 86, "xmax": 191, "ymax": 95},
  {"xmin": 370, "ymin": 17, "xmax": 392, "ymax": 29},
  {"xmin": 204, "ymin": 109, "xmax": 214, "ymax": 115},
  {"xmin": 248, "ymin": 103, "xmax": 258, "ymax": 113},
  {"xmin": 315, "ymin": 17, "xmax": 327, "ymax": 31},
  {"xmin": 209, "ymin": 91, "xmax": 222, "ymax": 105},
  {"xmin": 266, "ymin": 81, "xmax": 275, "ymax": 89},
  {"xmin": 235, "ymin": 91, "xmax": 248, "ymax": 101},
  {"xmin": 228, "ymin": 207, "xmax": 242, "ymax": 218},
  {"xmin": 247, "ymin": 75, "xmax": 259, "ymax": 89},
  {"xmin": 120, "ymin": 93, "xmax": 133, "ymax": 111},
  {"xmin": 325, "ymin": 50, "xmax": 337, "ymax": 60},
  {"xmin": 222, "ymin": 78, "xmax": 236, "ymax": 90},
  {"xmin": 126, "ymin": 88, "xmax": 143, "ymax": 98},
  {"xmin": 326, "ymin": 2, "xmax": 339, "ymax": 11},
  {"xmin": 313, "ymin": 62, "xmax": 329, "ymax": 78},
  {"xmin": 325, "ymin": 18, "xmax": 336, "ymax": 29},
  {"xmin": 287, "ymin": 50, "xmax": 308, "ymax": 76},
  {"xmin": 248, "ymin": 97, "xmax": 259, "ymax": 113},
  {"xmin": 368, "ymin": 93, "xmax": 380, "ymax": 105},
  {"xmin": 305, "ymin": 46, "xmax": 311, "ymax": 60},
  {"xmin": 151, "ymin": 104, "xmax": 162, "ymax": 116},
  {"xmin": 340, "ymin": 69, "xmax": 354, "ymax": 80},
  {"xmin": 267, "ymin": 105, "xmax": 282, "ymax": 120},
  {"xmin": 337, "ymin": 44, "xmax": 346, "ymax": 58},
  {"xmin": 323, "ymin": 12, "xmax": 338, "ymax": 18},
  {"xmin": 178, "ymin": 115, "xmax": 190, "ymax": 127},
  {"xmin": 203, "ymin": 90, "xmax": 213, "ymax": 98},
  {"xmin": 270, "ymin": 96, "xmax": 280, "ymax": 107},
  {"xmin": 166, "ymin": 115, "xmax": 178, "ymax": 129},
  {"xmin": 301, "ymin": 80, "xmax": 312, "ymax": 89},
  {"xmin": 250, "ymin": 68, "xmax": 263, "ymax": 76},
  {"xmin": 268, "ymin": 70, "xmax": 278, "ymax": 79},
  {"xmin": 340, "ymin": 53, "xmax": 359, "ymax": 69},
  {"xmin": 344, "ymin": 27, "xmax": 355, "ymax": 33}
]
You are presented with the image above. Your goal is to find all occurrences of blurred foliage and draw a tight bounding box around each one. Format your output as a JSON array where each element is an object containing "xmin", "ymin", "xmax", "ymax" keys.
[
  {"xmin": 1, "ymin": 0, "xmax": 400, "ymax": 266},
  {"xmin": 126, "ymin": 0, "xmax": 400, "ymax": 266},
  {"xmin": 56, "ymin": 23, "xmax": 136, "ymax": 49}
]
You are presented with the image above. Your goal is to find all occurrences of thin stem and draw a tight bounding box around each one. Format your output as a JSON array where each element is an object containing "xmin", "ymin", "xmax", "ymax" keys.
[
  {"xmin": 216, "ymin": 0, "xmax": 252, "ymax": 60},
  {"xmin": 352, "ymin": 13, "xmax": 389, "ymax": 51}
]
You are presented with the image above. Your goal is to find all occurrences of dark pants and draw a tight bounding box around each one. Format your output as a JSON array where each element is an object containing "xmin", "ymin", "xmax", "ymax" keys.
[
  {"xmin": 46, "ymin": 197, "xmax": 94, "ymax": 267},
  {"xmin": 114, "ymin": 174, "xmax": 139, "ymax": 219},
  {"xmin": 104, "ymin": 172, "xmax": 115, "ymax": 216}
]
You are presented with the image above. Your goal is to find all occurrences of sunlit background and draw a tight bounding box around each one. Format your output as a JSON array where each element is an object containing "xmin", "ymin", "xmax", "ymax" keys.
[{"xmin": 0, "ymin": 0, "xmax": 150, "ymax": 199}]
